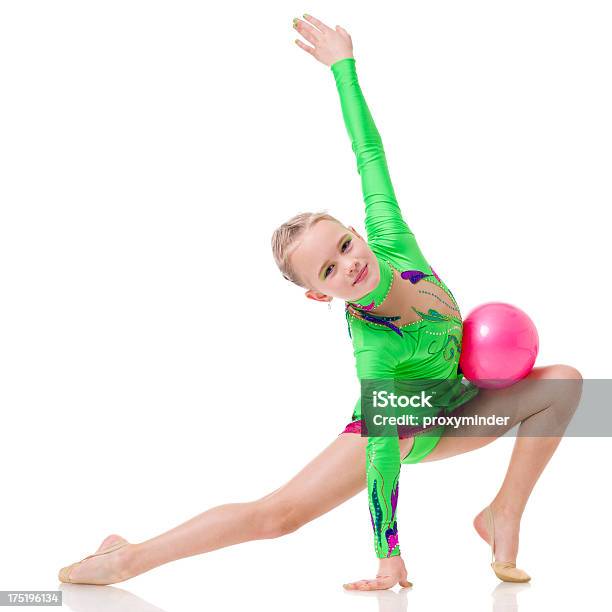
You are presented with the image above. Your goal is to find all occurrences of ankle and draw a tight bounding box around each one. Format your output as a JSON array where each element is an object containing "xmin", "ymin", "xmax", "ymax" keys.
[{"xmin": 490, "ymin": 501, "xmax": 523, "ymax": 521}]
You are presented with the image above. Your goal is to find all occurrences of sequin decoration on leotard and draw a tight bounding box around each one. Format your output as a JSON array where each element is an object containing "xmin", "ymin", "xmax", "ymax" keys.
[
  {"xmin": 385, "ymin": 479, "xmax": 400, "ymax": 557},
  {"xmin": 345, "ymin": 303, "xmax": 402, "ymax": 337},
  {"xmin": 346, "ymin": 267, "xmax": 454, "ymax": 338}
]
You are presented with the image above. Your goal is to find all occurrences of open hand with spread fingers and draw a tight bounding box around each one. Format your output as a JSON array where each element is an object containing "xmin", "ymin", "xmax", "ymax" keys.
[{"xmin": 292, "ymin": 14, "xmax": 354, "ymax": 66}]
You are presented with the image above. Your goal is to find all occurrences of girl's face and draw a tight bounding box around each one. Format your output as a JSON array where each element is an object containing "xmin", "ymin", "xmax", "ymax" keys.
[{"xmin": 289, "ymin": 219, "xmax": 380, "ymax": 303}]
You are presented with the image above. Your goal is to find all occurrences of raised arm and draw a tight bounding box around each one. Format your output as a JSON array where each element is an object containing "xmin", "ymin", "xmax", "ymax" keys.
[
  {"xmin": 330, "ymin": 57, "xmax": 412, "ymax": 243},
  {"xmin": 292, "ymin": 14, "xmax": 412, "ymax": 243}
]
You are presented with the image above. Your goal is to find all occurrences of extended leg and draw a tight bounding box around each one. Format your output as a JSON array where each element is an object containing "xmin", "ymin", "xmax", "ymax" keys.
[{"xmin": 59, "ymin": 431, "xmax": 415, "ymax": 584}]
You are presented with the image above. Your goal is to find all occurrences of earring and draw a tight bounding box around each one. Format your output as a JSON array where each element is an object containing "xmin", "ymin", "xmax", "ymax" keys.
[{"xmin": 328, "ymin": 300, "xmax": 332, "ymax": 311}]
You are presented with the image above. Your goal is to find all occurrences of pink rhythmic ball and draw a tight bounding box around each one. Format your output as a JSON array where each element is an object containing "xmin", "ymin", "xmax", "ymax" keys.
[{"xmin": 459, "ymin": 302, "xmax": 539, "ymax": 389}]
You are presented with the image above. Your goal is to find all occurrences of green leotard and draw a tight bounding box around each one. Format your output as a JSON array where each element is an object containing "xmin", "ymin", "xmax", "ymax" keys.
[{"xmin": 331, "ymin": 58, "xmax": 480, "ymax": 559}]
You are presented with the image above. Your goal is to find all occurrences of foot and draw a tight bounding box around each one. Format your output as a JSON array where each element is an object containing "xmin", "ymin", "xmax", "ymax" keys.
[
  {"xmin": 58, "ymin": 534, "xmax": 135, "ymax": 585},
  {"xmin": 473, "ymin": 504, "xmax": 521, "ymax": 564},
  {"xmin": 343, "ymin": 555, "xmax": 413, "ymax": 591}
]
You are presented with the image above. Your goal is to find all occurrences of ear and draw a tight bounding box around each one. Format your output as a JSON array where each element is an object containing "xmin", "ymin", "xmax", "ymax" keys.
[
  {"xmin": 348, "ymin": 225, "xmax": 365, "ymax": 241},
  {"xmin": 305, "ymin": 289, "xmax": 332, "ymax": 303}
]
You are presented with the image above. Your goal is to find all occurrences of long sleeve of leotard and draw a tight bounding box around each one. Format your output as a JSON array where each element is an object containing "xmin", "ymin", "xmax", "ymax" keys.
[
  {"xmin": 330, "ymin": 57, "xmax": 412, "ymax": 248},
  {"xmin": 353, "ymin": 332, "xmax": 402, "ymax": 559},
  {"xmin": 331, "ymin": 57, "xmax": 405, "ymax": 558}
]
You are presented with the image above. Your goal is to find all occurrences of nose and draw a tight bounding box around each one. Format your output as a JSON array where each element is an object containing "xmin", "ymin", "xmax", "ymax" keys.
[{"xmin": 347, "ymin": 260, "xmax": 359, "ymax": 279}]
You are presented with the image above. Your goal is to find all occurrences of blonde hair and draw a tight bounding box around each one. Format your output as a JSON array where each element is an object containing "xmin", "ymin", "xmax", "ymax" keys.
[{"xmin": 271, "ymin": 211, "xmax": 343, "ymax": 288}]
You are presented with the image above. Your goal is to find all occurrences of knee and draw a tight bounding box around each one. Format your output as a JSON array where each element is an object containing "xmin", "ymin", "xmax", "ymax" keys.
[
  {"xmin": 550, "ymin": 364, "xmax": 583, "ymax": 382},
  {"xmin": 554, "ymin": 364, "xmax": 583, "ymax": 400},
  {"xmin": 547, "ymin": 364, "xmax": 583, "ymax": 420},
  {"xmin": 255, "ymin": 497, "xmax": 304, "ymax": 539}
]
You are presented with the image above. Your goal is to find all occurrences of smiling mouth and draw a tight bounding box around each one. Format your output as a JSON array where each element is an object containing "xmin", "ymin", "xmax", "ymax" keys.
[{"xmin": 353, "ymin": 264, "xmax": 368, "ymax": 285}]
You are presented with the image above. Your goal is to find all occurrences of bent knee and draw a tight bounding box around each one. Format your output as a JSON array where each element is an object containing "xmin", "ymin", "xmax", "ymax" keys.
[
  {"xmin": 547, "ymin": 365, "xmax": 583, "ymax": 420},
  {"xmin": 256, "ymin": 497, "xmax": 305, "ymax": 539},
  {"xmin": 554, "ymin": 365, "xmax": 583, "ymax": 401},
  {"xmin": 548, "ymin": 364, "xmax": 583, "ymax": 381},
  {"xmin": 538, "ymin": 364, "xmax": 583, "ymax": 402}
]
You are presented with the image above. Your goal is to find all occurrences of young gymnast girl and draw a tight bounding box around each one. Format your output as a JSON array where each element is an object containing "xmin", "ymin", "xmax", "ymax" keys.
[{"xmin": 58, "ymin": 14, "xmax": 583, "ymax": 590}]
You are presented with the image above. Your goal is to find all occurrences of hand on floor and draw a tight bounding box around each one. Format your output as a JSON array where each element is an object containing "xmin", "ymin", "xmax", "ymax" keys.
[{"xmin": 343, "ymin": 555, "xmax": 413, "ymax": 591}]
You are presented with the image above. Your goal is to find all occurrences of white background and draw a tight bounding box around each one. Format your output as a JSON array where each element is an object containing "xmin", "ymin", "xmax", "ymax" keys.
[{"xmin": 1, "ymin": 1, "xmax": 610, "ymax": 611}]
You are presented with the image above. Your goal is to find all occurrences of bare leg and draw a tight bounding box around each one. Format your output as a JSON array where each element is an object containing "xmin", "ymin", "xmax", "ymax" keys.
[
  {"xmin": 422, "ymin": 363, "xmax": 583, "ymax": 564},
  {"xmin": 59, "ymin": 364, "xmax": 581, "ymax": 585},
  {"xmin": 59, "ymin": 429, "xmax": 415, "ymax": 584}
]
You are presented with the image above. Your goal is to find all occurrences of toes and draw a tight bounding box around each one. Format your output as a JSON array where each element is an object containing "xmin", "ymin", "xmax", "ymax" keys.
[{"xmin": 58, "ymin": 563, "xmax": 77, "ymax": 583}]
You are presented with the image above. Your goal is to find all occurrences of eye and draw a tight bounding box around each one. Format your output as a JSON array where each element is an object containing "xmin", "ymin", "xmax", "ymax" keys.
[
  {"xmin": 341, "ymin": 238, "xmax": 352, "ymax": 252},
  {"xmin": 323, "ymin": 264, "xmax": 334, "ymax": 279}
]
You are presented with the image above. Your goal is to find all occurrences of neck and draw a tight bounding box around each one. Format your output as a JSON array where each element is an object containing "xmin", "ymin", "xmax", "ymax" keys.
[{"xmin": 347, "ymin": 254, "xmax": 393, "ymax": 311}]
